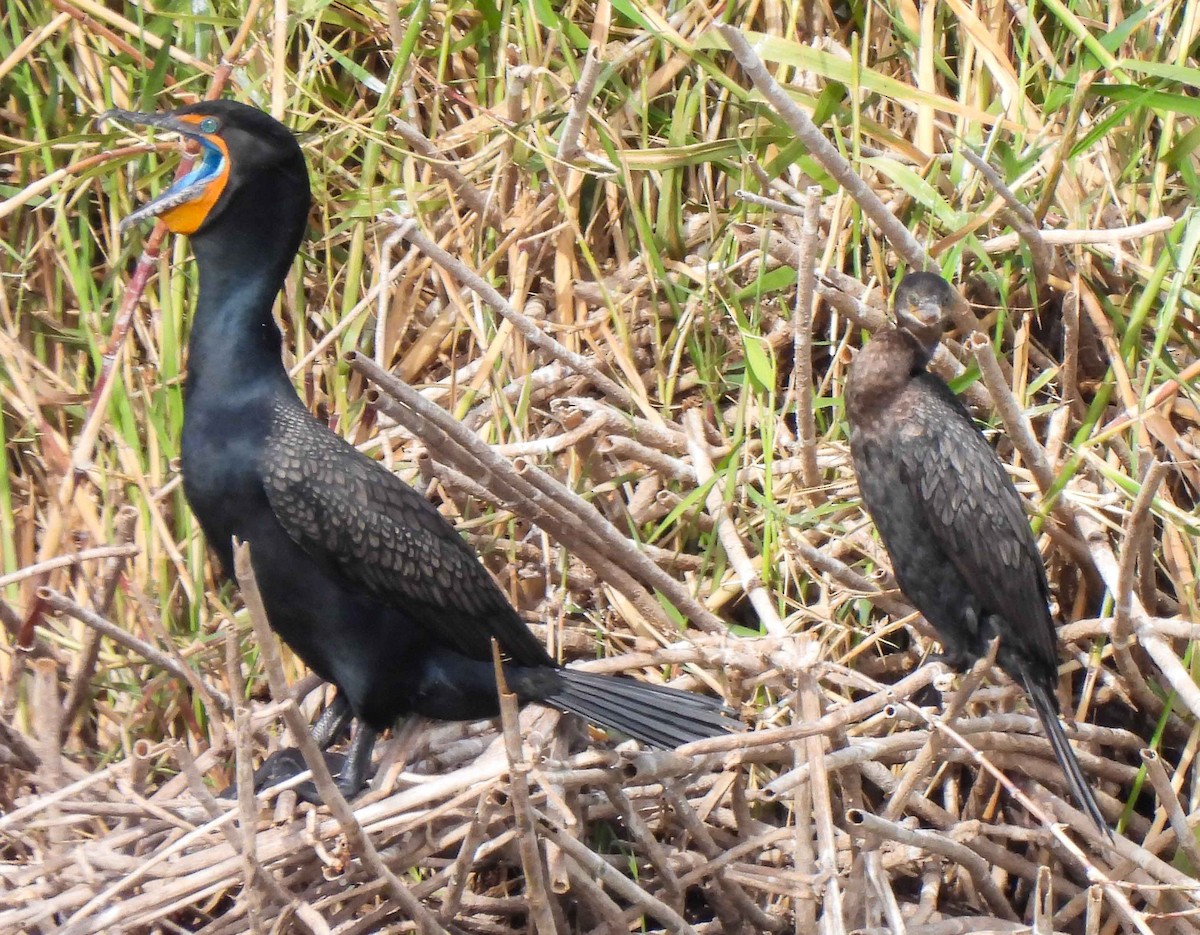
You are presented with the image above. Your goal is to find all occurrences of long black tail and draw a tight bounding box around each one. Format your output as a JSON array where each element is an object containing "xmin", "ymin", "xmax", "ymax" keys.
[
  {"xmin": 1024, "ymin": 676, "xmax": 1110, "ymax": 836},
  {"xmin": 542, "ymin": 668, "xmax": 740, "ymax": 749}
]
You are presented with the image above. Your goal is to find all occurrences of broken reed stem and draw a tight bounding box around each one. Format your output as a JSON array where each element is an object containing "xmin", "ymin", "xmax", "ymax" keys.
[
  {"xmin": 61, "ymin": 506, "xmax": 139, "ymax": 738},
  {"xmin": 683, "ymin": 408, "xmax": 785, "ymax": 636},
  {"xmin": 966, "ymin": 333, "xmax": 1056, "ymax": 492},
  {"xmin": 173, "ymin": 742, "xmax": 332, "ymax": 935},
  {"xmin": 792, "ymin": 185, "xmax": 824, "ymax": 504},
  {"xmin": 735, "ymin": 188, "xmax": 808, "ymax": 217},
  {"xmin": 557, "ymin": 45, "xmax": 602, "ymax": 163},
  {"xmin": 791, "ymin": 700, "xmax": 818, "ymax": 932},
  {"xmin": 1140, "ymin": 748, "xmax": 1200, "ymax": 872},
  {"xmin": 1115, "ymin": 459, "xmax": 1168, "ymax": 639},
  {"xmin": 351, "ymin": 352, "xmax": 727, "ymax": 635},
  {"xmin": 231, "ymin": 540, "xmax": 450, "ymax": 935},
  {"xmin": 798, "ymin": 671, "xmax": 845, "ymax": 934},
  {"xmin": 603, "ymin": 781, "xmax": 684, "ymax": 906},
  {"xmin": 382, "ymin": 214, "xmax": 637, "ymax": 411},
  {"xmin": 1072, "ymin": 506, "xmax": 1200, "ymax": 724},
  {"xmin": 38, "ymin": 586, "xmax": 233, "ymax": 715},
  {"xmin": 390, "ymin": 117, "xmax": 502, "ymax": 229},
  {"xmin": 491, "ymin": 640, "xmax": 558, "ymax": 935},
  {"xmin": 226, "ymin": 628, "xmax": 265, "ymax": 932},
  {"xmin": 883, "ymin": 643, "xmax": 996, "ymax": 822},
  {"xmin": 784, "ymin": 530, "xmax": 914, "ymax": 620},
  {"xmin": 979, "ymin": 216, "xmax": 1175, "ymax": 252},
  {"xmin": 558, "ymin": 397, "xmax": 708, "ymax": 456},
  {"xmin": 715, "ymin": 25, "xmax": 930, "ymax": 273},
  {"xmin": 31, "ymin": 657, "xmax": 62, "ymax": 791},
  {"xmin": 662, "ymin": 784, "xmax": 784, "ymax": 932},
  {"xmin": 535, "ymin": 811, "xmax": 701, "ymax": 935},
  {"xmin": 562, "ymin": 857, "xmax": 630, "ymax": 931},
  {"xmin": 958, "ymin": 146, "xmax": 1052, "ymax": 287},
  {"xmin": 846, "ymin": 809, "xmax": 1020, "ymax": 922},
  {"xmin": 441, "ymin": 790, "xmax": 500, "ymax": 920},
  {"xmin": 0, "ymin": 542, "xmax": 139, "ymax": 589}
]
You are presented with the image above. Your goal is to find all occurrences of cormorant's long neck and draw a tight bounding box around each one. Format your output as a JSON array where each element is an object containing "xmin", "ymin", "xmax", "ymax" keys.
[
  {"xmin": 184, "ymin": 179, "xmax": 308, "ymax": 404},
  {"xmin": 845, "ymin": 329, "xmax": 929, "ymax": 420}
]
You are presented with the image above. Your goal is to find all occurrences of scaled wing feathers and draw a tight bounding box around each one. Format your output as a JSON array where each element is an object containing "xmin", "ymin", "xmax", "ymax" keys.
[
  {"xmin": 901, "ymin": 374, "xmax": 1058, "ymax": 663},
  {"xmin": 261, "ymin": 401, "xmax": 552, "ymax": 666}
]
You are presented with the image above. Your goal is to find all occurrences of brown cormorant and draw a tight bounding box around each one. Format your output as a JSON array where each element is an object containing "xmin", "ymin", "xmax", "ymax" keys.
[
  {"xmin": 104, "ymin": 101, "xmax": 737, "ymax": 799},
  {"xmin": 845, "ymin": 271, "xmax": 1107, "ymax": 833}
]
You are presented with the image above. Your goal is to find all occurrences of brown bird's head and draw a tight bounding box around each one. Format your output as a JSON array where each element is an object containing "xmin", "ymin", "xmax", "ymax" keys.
[{"xmin": 893, "ymin": 271, "xmax": 956, "ymax": 355}]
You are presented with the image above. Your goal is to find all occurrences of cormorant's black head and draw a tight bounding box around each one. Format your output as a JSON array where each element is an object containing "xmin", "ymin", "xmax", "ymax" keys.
[
  {"xmin": 103, "ymin": 100, "xmax": 309, "ymax": 238},
  {"xmin": 893, "ymin": 272, "xmax": 955, "ymax": 354}
]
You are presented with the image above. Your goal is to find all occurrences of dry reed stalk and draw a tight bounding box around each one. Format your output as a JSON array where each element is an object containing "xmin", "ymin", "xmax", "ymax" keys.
[
  {"xmin": 352, "ymin": 352, "xmax": 729, "ymax": 635},
  {"xmin": 791, "ymin": 185, "xmax": 825, "ymax": 503},
  {"xmin": 232, "ymin": 540, "xmax": 449, "ymax": 935},
  {"xmin": 684, "ymin": 408, "xmax": 786, "ymax": 636},
  {"xmin": 715, "ymin": 25, "xmax": 930, "ymax": 272}
]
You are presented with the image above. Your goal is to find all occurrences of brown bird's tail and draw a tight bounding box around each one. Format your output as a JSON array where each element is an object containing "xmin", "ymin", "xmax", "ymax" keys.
[
  {"xmin": 1024, "ymin": 676, "xmax": 1110, "ymax": 836},
  {"xmin": 544, "ymin": 669, "xmax": 740, "ymax": 749}
]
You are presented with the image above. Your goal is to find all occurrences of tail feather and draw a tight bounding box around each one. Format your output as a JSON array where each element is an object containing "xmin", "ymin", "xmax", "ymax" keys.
[
  {"xmin": 1024, "ymin": 676, "xmax": 1110, "ymax": 836},
  {"xmin": 542, "ymin": 668, "xmax": 740, "ymax": 749}
]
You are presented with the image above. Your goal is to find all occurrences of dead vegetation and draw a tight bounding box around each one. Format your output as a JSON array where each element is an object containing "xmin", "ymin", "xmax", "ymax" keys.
[{"xmin": 2, "ymin": 1, "xmax": 1199, "ymax": 932}]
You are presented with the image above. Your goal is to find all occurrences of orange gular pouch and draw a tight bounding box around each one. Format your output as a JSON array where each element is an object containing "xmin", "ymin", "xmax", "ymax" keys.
[{"xmin": 122, "ymin": 134, "xmax": 229, "ymax": 235}]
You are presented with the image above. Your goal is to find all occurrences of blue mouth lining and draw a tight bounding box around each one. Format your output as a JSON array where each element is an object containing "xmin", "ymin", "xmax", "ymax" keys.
[{"xmin": 165, "ymin": 136, "xmax": 225, "ymax": 196}]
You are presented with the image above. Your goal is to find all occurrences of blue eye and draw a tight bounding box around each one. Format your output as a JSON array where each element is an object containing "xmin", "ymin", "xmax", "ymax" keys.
[{"xmin": 199, "ymin": 117, "xmax": 219, "ymax": 133}]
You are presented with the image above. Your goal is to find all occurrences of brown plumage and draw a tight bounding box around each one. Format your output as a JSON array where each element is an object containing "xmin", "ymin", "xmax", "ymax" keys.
[{"xmin": 845, "ymin": 271, "xmax": 1107, "ymax": 834}]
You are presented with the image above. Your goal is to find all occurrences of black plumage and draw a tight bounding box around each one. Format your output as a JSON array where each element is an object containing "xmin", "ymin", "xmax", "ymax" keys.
[
  {"xmin": 105, "ymin": 101, "xmax": 737, "ymax": 798},
  {"xmin": 845, "ymin": 271, "xmax": 1107, "ymax": 833}
]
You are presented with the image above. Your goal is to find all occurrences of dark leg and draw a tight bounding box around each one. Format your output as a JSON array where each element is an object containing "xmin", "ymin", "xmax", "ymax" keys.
[
  {"xmin": 334, "ymin": 723, "xmax": 378, "ymax": 799},
  {"xmin": 252, "ymin": 725, "xmax": 376, "ymax": 805},
  {"xmin": 222, "ymin": 691, "xmax": 365, "ymax": 802},
  {"xmin": 311, "ymin": 692, "xmax": 353, "ymax": 749}
]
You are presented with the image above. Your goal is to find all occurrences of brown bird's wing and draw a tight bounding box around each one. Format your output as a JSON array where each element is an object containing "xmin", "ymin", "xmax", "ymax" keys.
[
  {"xmin": 261, "ymin": 400, "xmax": 553, "ymax": 667},
  {"xmin": 900, "ymin": 373, "xmax": 1058, "ymax": 665}
]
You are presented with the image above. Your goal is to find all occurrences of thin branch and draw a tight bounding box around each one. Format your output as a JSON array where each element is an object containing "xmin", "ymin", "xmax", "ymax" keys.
[
  {"xmin": 791, "ymin": 185, "xmax": 825, "ymax": 503},
  {"xmin": 980, "ymin": 216, "xmax": 1175, "ymax": 252},
  {"xmin": 232, "ymin": 540, "xmax": 450, "ymax": 935},
  {"xmin": 557, "ymin": 46, "xmax": 603, "ymax": 163},
  {"xmin": 39, "ymin": 587, "xmax": 232, "ymax": 715},
  {"xmin": 684, "ymin": 409, "xmax": 785, "ymax": 636},
  {"xmin": 492, "ymin": 640, "xmax": 558, "ymax": 935},
  {"xmin": 381, "ymin": 214, "xmax": 637, "ymax": 411},
  {"xmin": 715, "ymin": 25, "xmax": 930, "ymax": 272}
]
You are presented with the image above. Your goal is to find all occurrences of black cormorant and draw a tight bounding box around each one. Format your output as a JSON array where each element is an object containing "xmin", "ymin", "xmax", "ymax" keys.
[
  {"xmin": 104, "ymin": 101, "xmax": 737, "ymax": 798},
  {"xmin": 845, "ymin": 271, "xmax": 1107, "ymax": 833}
]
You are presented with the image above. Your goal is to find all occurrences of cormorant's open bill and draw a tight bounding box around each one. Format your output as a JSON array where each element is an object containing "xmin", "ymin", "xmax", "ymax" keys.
[
  {"xmin": 844, "ymin": 271, "xmax": 1108, "ymax": 834},
  {"xmin": 105, "ymin": 101, "xmax": 739, "ymax": 801}
]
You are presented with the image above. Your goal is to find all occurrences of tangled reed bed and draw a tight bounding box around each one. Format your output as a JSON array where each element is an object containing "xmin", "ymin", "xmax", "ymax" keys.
[{"xmin": 2, "ymin": 2, "xmax": 1200, "ymax": 932}]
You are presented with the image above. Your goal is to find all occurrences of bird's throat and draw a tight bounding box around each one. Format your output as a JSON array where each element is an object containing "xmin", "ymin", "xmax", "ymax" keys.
[{"xmin": 184, "ymin": 236, "xmax": 293, "ymax": 402}]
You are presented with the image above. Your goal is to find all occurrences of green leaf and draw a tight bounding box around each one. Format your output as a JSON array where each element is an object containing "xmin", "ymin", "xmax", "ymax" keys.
[
  {"xmin": 742, "ymin": 332, "xmax": 777, "ymax": 392},
  {"xmin": 471, "ymin": 0, "xmax": 501, "ymax": 33},
  {"xmin": 609, "ymin": 0, "xmax": 654, "ymax": 32},
  {"xmin": 861, "ymin": 155, "xmax": 965, "ymax": 226},
  {"xmin": 1116, "ymin": 59, "xmax": 1200, "ymax": 87},
  {"xmin": 1089, "ymin": 83, "xmax": 1200, "ymax": 120}
]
